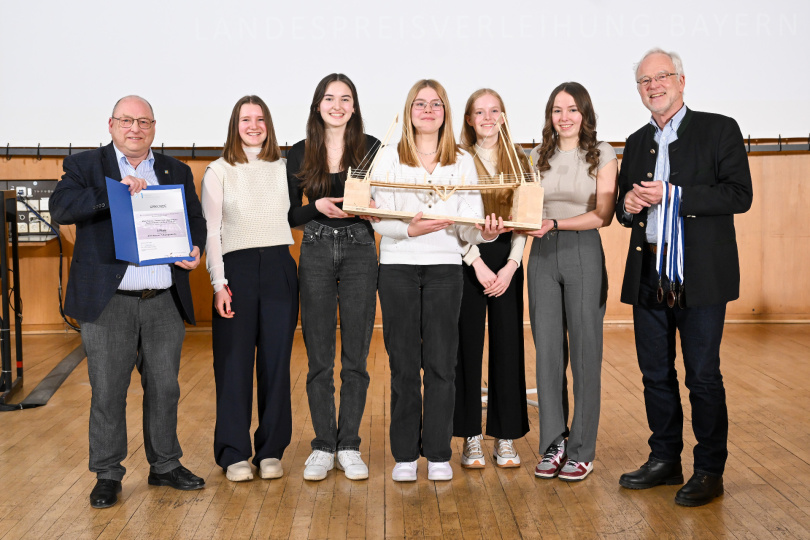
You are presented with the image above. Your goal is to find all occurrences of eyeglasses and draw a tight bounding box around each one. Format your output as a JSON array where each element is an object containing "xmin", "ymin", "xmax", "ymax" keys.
[
  {"xmin": 412, "ymin": 100, "xmax": 444, "ymax": 111},
  {"xmin": 636, "ymin": 72, "xmax": 678, "ymax": 87},
  {"xmin": 112, "ymin": 116, "xmax": 155, "ymax": 129}
]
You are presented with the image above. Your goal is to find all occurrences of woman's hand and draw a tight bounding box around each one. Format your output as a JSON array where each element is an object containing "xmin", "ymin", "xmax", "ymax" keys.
[
  {"xmin": 358, "ymin": 198, "xmax": 381, "ymax": 223},
  {"xmin": 476, "ymin": 213, "xmax": 510, "ymax": 241},
  {"xmin": 214, "ymin": 285, "xmax": 234, "ymax": 318},
  {"xmin": 471, "ymin": 258, "xmax": 496, "ymax": 289},
  {"xmin": 526, "ymin": 219, "xmax": 555, "ymax": 238},
  {"xmin": 315, "ymin": 197, "xmax": 349, "ymax": 218},
  {"xmin": 407, "ymin": 212, "xmax": 453, "ymax": 237},
  {"xmin": 484, "ymin": 260, "xmax": 518, "ymax": 297}
]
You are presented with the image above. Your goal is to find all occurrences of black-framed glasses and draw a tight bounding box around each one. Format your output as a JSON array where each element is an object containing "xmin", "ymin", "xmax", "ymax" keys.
[
  {"xmin": 112, "ymin": 116, "xmax": 155, "ymax": 129},
  {"xmin": 636, "ymin": 72, "xmax": 678, "ymax": 87},
  {"xmin": 412, "ymin": 100, "xmax": 444, "ymax": 111}
]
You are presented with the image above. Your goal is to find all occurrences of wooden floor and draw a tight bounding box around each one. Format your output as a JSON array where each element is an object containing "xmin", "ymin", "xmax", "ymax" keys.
[{"xmin": 0, "ymin": 324, "xmax": 809, "ymax": 539}]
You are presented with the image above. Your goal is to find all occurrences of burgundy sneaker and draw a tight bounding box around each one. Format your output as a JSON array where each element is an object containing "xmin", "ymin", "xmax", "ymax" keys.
[
  {"xmin": 534, "ymin": 440, "xmax": 567, "ymax": 478},
  {"xmin": 558, "ymin": 460, "xmax": 593, "ymax": 481}
]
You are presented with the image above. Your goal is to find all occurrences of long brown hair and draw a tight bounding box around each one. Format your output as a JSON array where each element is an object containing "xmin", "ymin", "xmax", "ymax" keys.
[
  {"xmin": 222, "ymin": 95, "xmax": 281, "ymax": 165},
  {"xmin": 398, "ymin": 79, "xmax": 459, "ymax": 168},
  {"xmin": 297, "ymin": 74, "xmax": 367, "ymax": 199},
  {"xmin": 460, "ymin": 88, "xmax": 530, "ymax": 215},
  {"xmin": 534, "ymin": 82, "xmax": 601, "ymax": 179}
]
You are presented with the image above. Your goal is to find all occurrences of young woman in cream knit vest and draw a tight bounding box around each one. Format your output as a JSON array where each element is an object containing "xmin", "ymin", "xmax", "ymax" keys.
[{"xmin": 201, "ymin": 95, "xmax": 298, "ymax": 483}]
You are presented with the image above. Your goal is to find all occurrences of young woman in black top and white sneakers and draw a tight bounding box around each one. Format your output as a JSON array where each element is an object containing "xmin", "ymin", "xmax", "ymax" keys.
[{"xmin": 287, "ymin": 73, "xmax": 380, "ymax": 482}]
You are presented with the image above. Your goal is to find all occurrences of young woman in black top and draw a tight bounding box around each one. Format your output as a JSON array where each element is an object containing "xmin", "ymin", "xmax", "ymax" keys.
[{"xmin": 287, "ymin": 73, "xmax": 379, "ymax": 482}]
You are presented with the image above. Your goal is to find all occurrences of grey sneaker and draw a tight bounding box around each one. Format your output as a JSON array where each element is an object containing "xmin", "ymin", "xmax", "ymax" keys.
[
  {"xmin": 493, "ymin": 439, "xmax": 521, "ymax": 468},
  {"xmin": 461, "ymin": 434, "xmax": 485, "ymax": 468}
]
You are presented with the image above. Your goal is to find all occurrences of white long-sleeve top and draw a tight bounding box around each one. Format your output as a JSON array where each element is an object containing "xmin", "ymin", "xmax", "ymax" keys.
[
  {"xmin": 371, "ymin": 145, "xmax": 488, "ymax": 265},
  {"xmin": 201, "ymin": 147, "xmax": 293, "ymax": 292}
]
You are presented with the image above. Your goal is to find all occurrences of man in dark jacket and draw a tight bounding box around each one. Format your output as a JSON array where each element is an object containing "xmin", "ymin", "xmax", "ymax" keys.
[
  {"xmin": 51, "ymin": 95, "xmax": 207, "ymax": 509},
  {"xmin": 615, "ymin": 49, "xmax": 753, "ymax": 507}
]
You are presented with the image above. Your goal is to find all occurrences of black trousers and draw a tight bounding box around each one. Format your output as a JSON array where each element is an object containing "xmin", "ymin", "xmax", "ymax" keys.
[
  {"xmin": 454, "ymin": 233, "xmax": 530, "ymax": 440},
  {"xmin": 633, "ymin": 248, "xmax": 728, "ymax": 475},
  {"xmin": 212, "ymin": 246, "xmax": 298, "ymax": 470},
  {"xmin": 378, "ymin": 264, "xmax": 463, "ymax": 462}
]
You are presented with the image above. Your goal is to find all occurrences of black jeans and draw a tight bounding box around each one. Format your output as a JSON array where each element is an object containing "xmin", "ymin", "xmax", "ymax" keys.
[
  {"xmin": 633, "ymin": 249, "xmax": 729, "ymax": 476},
  {"xmin": 455, "ymin": 233, "xmax": 529, "ymax": 440},
  {"xmin": 378, "ymin": 264, "xmax": 463, "ymax": 462},
  {"xmin": 299, "ymin": 222, "xmax": 377, "ymax": 453}
]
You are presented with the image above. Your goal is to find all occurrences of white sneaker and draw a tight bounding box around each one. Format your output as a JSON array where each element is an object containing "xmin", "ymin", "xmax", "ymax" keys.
[
  {"xmin": 259, "ymin": 458, "xmax": 283, "ymax": 479},
  {"xmin": 493, "ymin": 439, "xmax": 521, "ymax": 468},
  {"xmin": 303, "ymin": 450, "xmax": 334, "ymax": 481},
  {"xmin": 461, "ymin": 435, "xmax": 485, "ymax": 468},
  {"xmin": 392, "ymin": 461, "xmax": 418, "ymax": 482},
  {"xmin": 225, "ymin": 460, "xmax": 253, "ymax": 482},
  {"xmin": 427, "ymin": 461, "xmax": 453, "ymax": 481},
  {"xmin": 337, "ymin": 450, "xmax": 369, "ymax": 480}
]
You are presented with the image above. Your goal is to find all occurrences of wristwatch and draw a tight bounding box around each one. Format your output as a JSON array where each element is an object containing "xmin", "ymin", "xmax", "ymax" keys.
[{"xmin": 552, "ymin": 219, "xmax": 558, "ymax": 231}]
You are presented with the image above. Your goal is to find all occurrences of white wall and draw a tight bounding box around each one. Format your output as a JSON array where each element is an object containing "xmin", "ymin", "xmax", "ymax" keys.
[{"xmin": 1, "ymin": 0, "xmax": 807, "ymax": 146}]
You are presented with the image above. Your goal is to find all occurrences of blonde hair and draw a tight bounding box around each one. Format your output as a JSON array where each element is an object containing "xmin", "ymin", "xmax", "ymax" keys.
[{"xmin": 397, "ymin": 79, "xmax": 459, "ymax": 167}]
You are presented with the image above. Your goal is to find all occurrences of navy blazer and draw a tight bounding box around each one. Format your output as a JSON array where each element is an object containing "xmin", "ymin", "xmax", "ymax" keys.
[
  {"xmin": 51, "ymin": 143, "xmax": 206, "ymax": 324},
  {"xmin": 616, "ymin": 108, "xmax": 753, "ymax": 307}
]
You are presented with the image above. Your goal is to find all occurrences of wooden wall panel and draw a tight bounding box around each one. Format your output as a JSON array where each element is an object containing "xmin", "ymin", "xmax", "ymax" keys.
[{"xmin": 0, "ymin": 152, "xmax": 807, "ymax": 331}]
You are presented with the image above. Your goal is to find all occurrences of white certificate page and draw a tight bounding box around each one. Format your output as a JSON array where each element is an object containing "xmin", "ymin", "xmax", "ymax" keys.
[{"xmin": 131, "ymin": 188, "xmax": 190, "ymax": 261}]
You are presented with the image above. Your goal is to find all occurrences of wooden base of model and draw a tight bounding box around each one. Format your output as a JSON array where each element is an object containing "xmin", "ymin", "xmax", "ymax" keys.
[{"xmin": 342, "ymin": 176, "xmax": 545, "ymax": 230}]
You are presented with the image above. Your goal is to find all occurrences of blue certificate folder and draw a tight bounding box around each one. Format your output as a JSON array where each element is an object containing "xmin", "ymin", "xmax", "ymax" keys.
[{"xmin": 106, "ymin": 177, "xmax": 194, "ymax": 265}]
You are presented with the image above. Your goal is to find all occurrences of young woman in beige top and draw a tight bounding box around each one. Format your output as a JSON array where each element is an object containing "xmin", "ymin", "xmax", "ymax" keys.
[{"xmin": 527, "ymin": 82, "xmax": 618, "ymax": 482}]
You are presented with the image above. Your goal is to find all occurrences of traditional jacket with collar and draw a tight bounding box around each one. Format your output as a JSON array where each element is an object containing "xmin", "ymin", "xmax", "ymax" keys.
[{"xmin": 616, "ymin": 107, "xmax": 753, "ymax": 307}]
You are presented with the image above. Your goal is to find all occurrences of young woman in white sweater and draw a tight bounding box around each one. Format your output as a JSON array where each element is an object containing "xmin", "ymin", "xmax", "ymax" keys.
[
  {"xmin": 371, "ymin": 79, "xmax": 505, "ymax": 482},
  {"xmin": 201, "ymin": 95, "xmax": 298, "ymax": 483}
]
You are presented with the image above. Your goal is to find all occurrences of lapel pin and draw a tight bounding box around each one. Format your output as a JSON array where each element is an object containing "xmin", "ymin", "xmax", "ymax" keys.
[{"xmin": 164, "ymin": 170, "xmax": 169, "ymax": 174}]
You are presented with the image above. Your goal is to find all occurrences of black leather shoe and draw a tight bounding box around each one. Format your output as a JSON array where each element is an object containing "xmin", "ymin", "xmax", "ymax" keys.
[
  {"xmin": 619, "ymin": 457, "xmax": 684, "ymax": 489},
  {"xmin": 148, "ymin": 465, "xmax": 205, "ymax": 491},
  {"xmin": 90, "ymin": 479, "xmax": 122, "ymax": 508},
  {"xmin": 675, "ymin": 472, "xmax": 723, "ymax": 507}
]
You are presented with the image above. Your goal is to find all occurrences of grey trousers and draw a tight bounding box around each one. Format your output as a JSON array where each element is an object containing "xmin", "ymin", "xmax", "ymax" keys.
[
  {"xmin": 528, "ymin": 229, "xmax": 607, "ymax": 462},
  {"xmin": 81, "ymin": 291, "xmax": 186, "ymax": 481}
]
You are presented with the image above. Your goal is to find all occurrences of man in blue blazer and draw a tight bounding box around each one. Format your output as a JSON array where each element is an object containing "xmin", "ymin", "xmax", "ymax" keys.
[
  {"xmin": 615, "ymin": 50, "xmax": 753, "ymax": 507},
  {"xmin": 51, "ymin": 95, "xmax": 207, "ymax": 508}
]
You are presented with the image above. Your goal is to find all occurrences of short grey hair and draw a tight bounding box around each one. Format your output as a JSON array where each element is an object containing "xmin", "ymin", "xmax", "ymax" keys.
[
  {"xmin": 111, "ymin": 95, "xmax": 154, "ymax": 118},
  {"xmin": 633, "ymin": 48, "xmax": 684, "ymax": 80}
]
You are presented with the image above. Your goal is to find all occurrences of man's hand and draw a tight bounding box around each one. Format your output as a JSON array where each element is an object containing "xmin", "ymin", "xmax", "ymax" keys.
[
  {"xmin": 174, "ymin": 245, "xmax": 201, "ymax": 270},
  {"xmin": 407, "ymin": 212, "xmax": 453, "ymax": 237},
  {"xmin": 121, "ymin": 175, "xmax": 147, "ymax": 195},
  {"xmin": 315, "ymin": 197, "xmax": 349, "ymax": 218},
  {"xmin": 632, "ymin": 180, "xmax": 665, "ymax": 205}
]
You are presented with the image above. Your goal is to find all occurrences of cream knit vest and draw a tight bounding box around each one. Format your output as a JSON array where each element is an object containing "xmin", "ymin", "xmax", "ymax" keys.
[{"xmin": 206, "ymin": 158, "xmax": 293, "ymax": 255}]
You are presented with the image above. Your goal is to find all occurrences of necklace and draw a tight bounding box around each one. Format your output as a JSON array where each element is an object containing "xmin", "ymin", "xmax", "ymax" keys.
[{"xmin": 416, "ymin": 147, "xmax": 437, "ymax": 156}]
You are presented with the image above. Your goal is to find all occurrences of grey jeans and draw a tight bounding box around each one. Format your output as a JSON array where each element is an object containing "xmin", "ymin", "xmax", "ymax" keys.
[
  {"xmin": 81, "ymin": 291, "xmax": 186, "ymax": 480},
  {"xmin": 299, "ymin": 222, "xmax": 377, "ymax": 453},
  {"xmin": 528, "ymin": 229, "xmax": 607, "ymax": 462}
]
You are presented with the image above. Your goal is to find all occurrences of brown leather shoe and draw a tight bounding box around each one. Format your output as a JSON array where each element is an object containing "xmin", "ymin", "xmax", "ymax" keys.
[
  {"xmin": 675, "ymin": 473, "xmax": 724, "ymax": 507},
  {"xmin": 619, "ymin": 457, "xmax": 684, "ymax": 489},
  {"xmin": 90, "ymin": 479, "xmax": 122, "ymax": 508}
]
